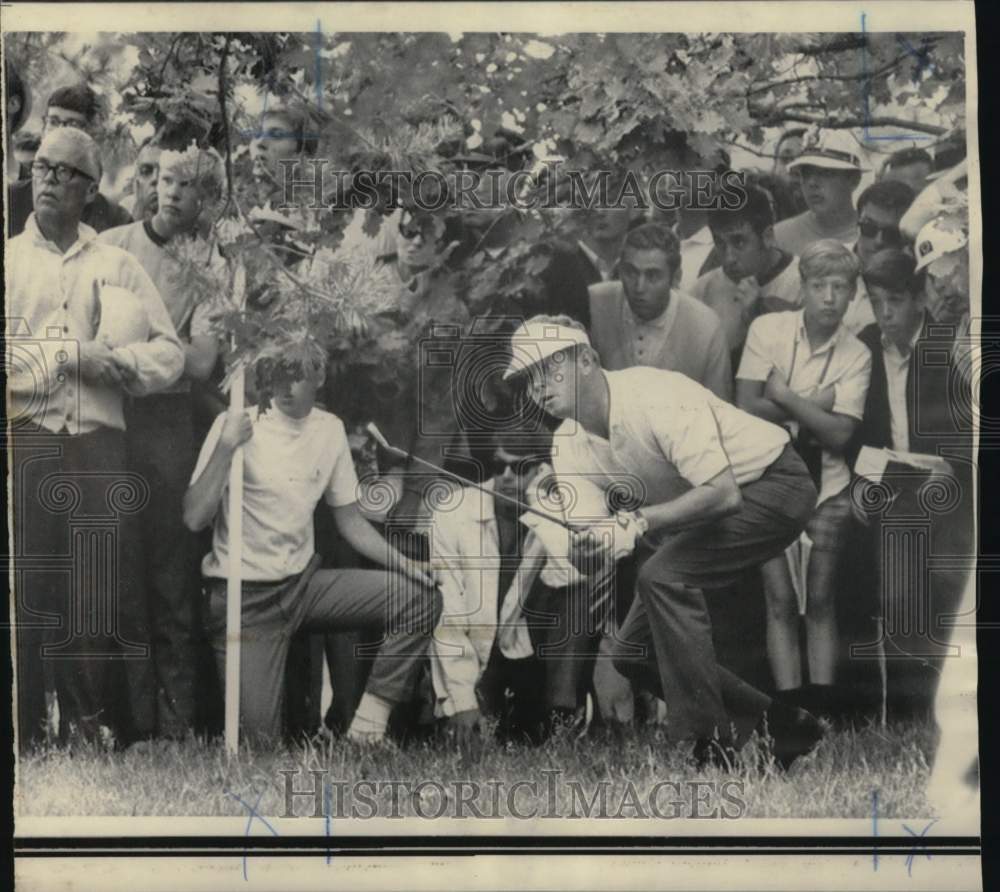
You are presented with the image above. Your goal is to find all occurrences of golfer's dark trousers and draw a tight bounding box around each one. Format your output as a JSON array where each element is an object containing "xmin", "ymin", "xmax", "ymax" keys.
[
  {"xmin": 612, "ymin": 443, "xmax": 818, "ymax": 744},
  {"xmin": 12, "ymin": 426, "xmax": 146, "ymax": 750},
  {"xmin": 123, "ymin": 393, "xmax": 202, "ymax": 739},
  {"xmin": 206, "ymin": 566, "xmax": 442, "ymax": 742}
]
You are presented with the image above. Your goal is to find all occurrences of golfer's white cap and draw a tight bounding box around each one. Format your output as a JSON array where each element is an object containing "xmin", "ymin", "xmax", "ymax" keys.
[
  {"xmin": 788, "ymin": 128, "xmax": 868, "ymax": 173},
  {"xmin": 503, "ymin": 320, "xmax": 592, "ymax": 380},
  {"xmin": 914, "ymin": 216, "xmax": 968, "ymax": 271}
]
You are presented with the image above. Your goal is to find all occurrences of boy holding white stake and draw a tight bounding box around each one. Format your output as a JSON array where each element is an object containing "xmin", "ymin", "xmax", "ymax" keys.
[{"xmin": 183, "ymin": 357, "xmax": 441, "ymax": 743}]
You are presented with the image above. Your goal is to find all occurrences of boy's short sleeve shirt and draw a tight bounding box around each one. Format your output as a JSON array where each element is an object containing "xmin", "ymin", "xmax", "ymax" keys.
[
  {"xmin": 192, "ymin": 405, "xmax": 360, "ymax": 581},
  {"xmin": 736, "ymin": 310, "xmax": 872, "ymax": 503}
]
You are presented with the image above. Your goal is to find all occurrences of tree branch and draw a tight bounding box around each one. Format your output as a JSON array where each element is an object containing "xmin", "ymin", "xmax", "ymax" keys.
[
  {"xmin": 756, "ymin": 109, "xmax": 946, "ymax": 135},
  {"xmin": 157, "ymin": 34, "xmax": 184, "ymax": 86},
  {"xmin": 791, "ymin": 36, "xmax": 869, "ymax": 56},
  {"xmin": 217, "ymin": 34, "xmax": 235, "ymax": 212},
  {"xmin": 746, "ymin": 39, "xmax": 943, "ymax": 98},
  {"xmin": 717, "ymin": 138, "xmax": 777, "ymax": 160}
]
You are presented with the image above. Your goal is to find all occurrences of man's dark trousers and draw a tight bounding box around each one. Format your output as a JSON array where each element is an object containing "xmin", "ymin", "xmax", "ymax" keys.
[
  {"xmin": 125, "ymin": 393, "xmax": 202, "ymax": 738},
  {"xmin": 612, "ymin": 444, "xmax": 818, "ymax": 744},
  {"xmin": 12, "ymin": 426, "xmax": 146, "ymax": 748},
  {"xmin": 869, "ymin": 462, "xmax": 976, "ymax": 721}
]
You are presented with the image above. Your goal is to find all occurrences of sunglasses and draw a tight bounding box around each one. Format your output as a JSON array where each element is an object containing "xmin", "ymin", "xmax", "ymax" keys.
[
  {"xmin": 31, "ymin": 159, "xmax": 95, "ymax": 184},
  {"xmin": 398, "ymin": 216, "xmax": 439, "ymax": 241},
  {"xmin": 858, "ymin": 219, "xmax": 902, "ymax": 244},
  {"xmin": 491, "ymin": 455, "xmax": 544, "ymax": 477}
]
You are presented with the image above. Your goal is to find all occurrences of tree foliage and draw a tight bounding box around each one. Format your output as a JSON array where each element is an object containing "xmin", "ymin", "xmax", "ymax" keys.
[{"xmin": 4, "ymin": 29, "xmax": 967, "ymax": 415}]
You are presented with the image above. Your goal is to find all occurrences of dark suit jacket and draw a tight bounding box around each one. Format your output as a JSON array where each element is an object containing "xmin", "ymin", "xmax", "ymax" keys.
[
  {"xmin": 851, "ymin": 314, "xmax": 972, "ymax": 472},
  {"xmin": 7, "ymin": 178, "xmax": 132, "ymax": 237},
  {"xmin": 851, "ymin": 313, "xmax": 975, "ymax": 559}
]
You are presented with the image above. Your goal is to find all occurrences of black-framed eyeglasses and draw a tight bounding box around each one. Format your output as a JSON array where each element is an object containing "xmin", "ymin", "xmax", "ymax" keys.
[
  {"xmin": 31, "ymin": 159, "xmax": 94, "ymax": 184},
  {"xmin": 491, "ymin": 455, "xmax": 544, "ymax": 477},
  {"xmin": 858, "ymin": 218, "xmax": 901, "ymax": 245},
  {"xmin": 44, "ymin": 113, "xmax": 89, "ymax": 131}
]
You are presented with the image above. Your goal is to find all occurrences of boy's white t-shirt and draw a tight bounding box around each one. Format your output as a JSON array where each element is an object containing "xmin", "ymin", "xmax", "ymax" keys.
[{"xmin": 191, "ymin": 405, "xmax": 360, "ymax": 581}]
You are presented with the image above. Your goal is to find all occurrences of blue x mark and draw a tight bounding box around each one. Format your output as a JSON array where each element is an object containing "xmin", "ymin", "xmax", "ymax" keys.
[
  {"xmin": 227, "ymin": 786, "xmax": 281, "ymax": 881},
  {"xmin": 902, "ymin": 818, "xmax": 939, "ymax": 877}
]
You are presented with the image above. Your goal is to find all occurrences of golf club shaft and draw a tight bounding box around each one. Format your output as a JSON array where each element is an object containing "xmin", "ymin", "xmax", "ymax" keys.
[{"xmin": 389, "ymin": 445, "xmax": 576, "ymax": 531}]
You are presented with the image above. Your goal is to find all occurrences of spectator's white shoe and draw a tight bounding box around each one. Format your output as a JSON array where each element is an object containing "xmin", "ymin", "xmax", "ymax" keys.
[{"xmin": 345, "ymin": 728, "xmax": 398, "ymax": 750}]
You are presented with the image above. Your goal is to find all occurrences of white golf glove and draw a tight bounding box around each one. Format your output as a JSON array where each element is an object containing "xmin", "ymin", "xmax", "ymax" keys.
[
  {"xmin": 570, "ymin": 510, "xmax": 648, "ymax": 572},
  {"xmin": 609, "ymin": 510, "xmax": 648, "ymax": 560}
]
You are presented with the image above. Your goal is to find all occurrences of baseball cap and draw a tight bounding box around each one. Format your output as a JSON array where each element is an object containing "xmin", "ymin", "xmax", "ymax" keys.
[
  {"xmin": 789, "ymin": 129, "xmax": 869, "ymax": 173},
  {"xmin": 503, "ymin": 320, "xmax": 592, "ymax": 380},
  {"xmin": 914, "ymin": 216, "xmax": 968, "ymax": 271}
]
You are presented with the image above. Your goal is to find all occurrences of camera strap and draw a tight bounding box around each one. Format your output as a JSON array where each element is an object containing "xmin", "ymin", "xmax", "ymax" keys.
[{"xmin": 786, "ymin": 333, "xmax": 837, "ymax": 489}]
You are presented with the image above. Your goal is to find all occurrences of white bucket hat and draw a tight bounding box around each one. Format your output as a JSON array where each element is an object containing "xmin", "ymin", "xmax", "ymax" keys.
[{"xmin": 788, "ymin": 128, "xmax": 869, "ymax": 173}]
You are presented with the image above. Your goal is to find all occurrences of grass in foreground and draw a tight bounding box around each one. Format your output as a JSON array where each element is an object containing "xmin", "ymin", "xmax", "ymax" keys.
[{"xmin": 16, "ymin": 719, "xmax": 936, "ymax": 819}]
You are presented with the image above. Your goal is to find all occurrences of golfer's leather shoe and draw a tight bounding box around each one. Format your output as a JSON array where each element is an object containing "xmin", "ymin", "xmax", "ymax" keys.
[{"xmin": 760, "ymin": 702, "xmax": 825, "ymax": 769}]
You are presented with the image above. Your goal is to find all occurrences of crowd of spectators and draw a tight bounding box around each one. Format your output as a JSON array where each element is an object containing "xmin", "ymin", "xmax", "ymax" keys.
[{"xmin": 5, "ymin": 64, "xmax": 974, "ymax": 757}]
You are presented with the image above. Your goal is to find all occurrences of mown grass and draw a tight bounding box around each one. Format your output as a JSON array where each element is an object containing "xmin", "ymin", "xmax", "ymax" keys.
[{"xmin": 17, "ymin": 718, "xmax": 937, "ymax": 819}]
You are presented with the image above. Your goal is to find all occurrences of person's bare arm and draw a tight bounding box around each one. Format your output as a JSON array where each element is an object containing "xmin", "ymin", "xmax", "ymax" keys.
[
  {"xmin": 639, "ymin": 464, "xmax": 743, "ymax": 533},
  {"xmin": 182, "ymin": 409, "xmax": 252, "ymax": 531},
  {"xmin": 736, "ymin": 377, "xmax": 790, "ymax": 424},
  {"xmin": 331, "ymin": 501, "xmax": 434, "ymax": 586},
  {"xmin": 569, "ymin": 466, "xmax": 743, "ymax": 571},
  {"xmin": 765, "ymin": 370, "xmax": 857, "ymax": 451}
]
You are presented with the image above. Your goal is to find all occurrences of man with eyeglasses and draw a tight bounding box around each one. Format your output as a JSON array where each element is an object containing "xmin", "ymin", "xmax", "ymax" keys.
[
  {"xmin": 7, "ymin": 83, "xmax": 133, "ymax": 237},
  {"xmin": 429, "ymin": 434, "xmax": 600, "ymax": 743},
  {"xmin": 7, "ymin": 126, "xmax": 184, "ymax": 750},
  {"xmin": 392, "ymin": 208, "xmax": 451, "ymax": 285},
  {"xmin": 842, "ymin": 180, "xmax": 917, "ymax": 334}
]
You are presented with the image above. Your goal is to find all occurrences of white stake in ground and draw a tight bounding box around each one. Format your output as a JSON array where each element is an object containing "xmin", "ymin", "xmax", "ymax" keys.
[
  {"xmin": 222, "ymin": 257, "xmax": 249, "ymax": 756},
  {"xmin": 224, "ymin": 364, "xmax": 246, "ymax": 755}
]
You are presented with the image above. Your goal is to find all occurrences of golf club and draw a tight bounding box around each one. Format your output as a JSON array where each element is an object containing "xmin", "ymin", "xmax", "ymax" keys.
[{"xmin": 365, "ymin": 422, "xmax": 579, "ymax": 531}]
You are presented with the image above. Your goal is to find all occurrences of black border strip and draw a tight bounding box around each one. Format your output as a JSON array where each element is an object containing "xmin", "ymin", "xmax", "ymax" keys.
[
  {"xmin": 13, "ymin": 852, "xmax": 982, "ymax": 859},
  {"xmin": 13, "ymin": 834, "xmax": 982, "ymax": 851}
]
